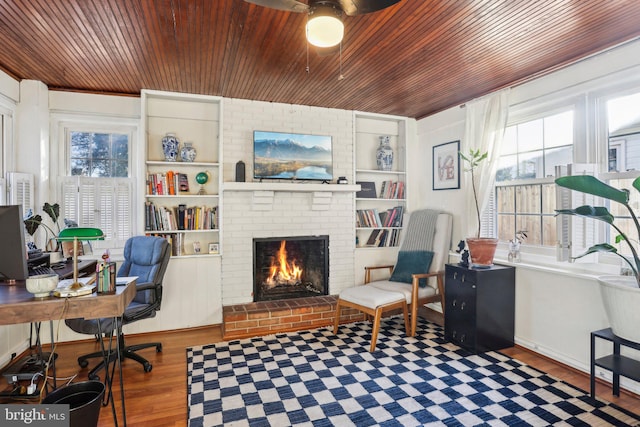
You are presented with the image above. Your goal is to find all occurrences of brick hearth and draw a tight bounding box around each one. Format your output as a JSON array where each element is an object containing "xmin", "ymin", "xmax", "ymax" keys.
[{"xmin": 222, "ymin": 295, "xmax": 365, "ymax": 341}]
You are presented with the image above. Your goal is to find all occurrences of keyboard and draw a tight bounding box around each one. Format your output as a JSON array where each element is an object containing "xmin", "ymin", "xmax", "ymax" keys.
[{"xmin": 29, "ymin": 266, "xmax": 57, "ymax": 277}]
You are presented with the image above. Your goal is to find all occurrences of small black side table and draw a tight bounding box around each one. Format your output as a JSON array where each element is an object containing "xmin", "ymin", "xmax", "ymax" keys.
[{"xmin": 590, "ymin": 328, "xmax": 640, "ymax": 397}]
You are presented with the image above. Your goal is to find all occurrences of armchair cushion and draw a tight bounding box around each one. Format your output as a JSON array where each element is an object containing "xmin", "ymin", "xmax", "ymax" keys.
[{"xmin": 389, "ymin": 250, "xmax": 434, "ymax": 287}]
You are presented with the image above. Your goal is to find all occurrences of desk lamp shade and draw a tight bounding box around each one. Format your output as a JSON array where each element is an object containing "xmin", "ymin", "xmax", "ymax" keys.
[{"xmin": 58, "ymin": 228, "xmax": 104, "ymax": 290}]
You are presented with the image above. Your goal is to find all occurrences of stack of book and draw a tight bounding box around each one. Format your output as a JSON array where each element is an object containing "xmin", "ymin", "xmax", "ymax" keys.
[
  {"xmin": 144, "ymin": 202, "xmax": 217, "ymax": 231},
  {"xmin": 356, "ymin": 206, "xmax": 404, "ymax": 228},
  {"xmin": 379, "ymin": 181, "xmax": 405, "ymax": 199},
  {"xmin": 147, "ymin": 171, "xmax": 189, "ymax": 195},
  {"xmin": 365, "ymin": 229, "xmax": 402, "ymax": 247}
]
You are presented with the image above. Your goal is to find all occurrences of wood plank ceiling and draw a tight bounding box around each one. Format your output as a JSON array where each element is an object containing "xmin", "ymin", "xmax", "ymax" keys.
[{"xmin": 0, "ymin": 0, "xmax": 638, "ymax": 119}]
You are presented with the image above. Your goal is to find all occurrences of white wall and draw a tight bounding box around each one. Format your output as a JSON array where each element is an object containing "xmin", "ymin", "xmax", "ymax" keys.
[{"xmin": 418, "ymin": 38, "xmax": 640, "ymax": 392}]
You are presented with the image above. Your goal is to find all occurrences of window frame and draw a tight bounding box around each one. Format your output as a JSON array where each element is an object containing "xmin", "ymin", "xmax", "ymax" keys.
[
  {"xmin": 50, "ymin": 114, "xmax": 139, "ymax": 250},
  {"xmin": 491, "ymin": 96, "xmax": 583, "ymax": 257}
]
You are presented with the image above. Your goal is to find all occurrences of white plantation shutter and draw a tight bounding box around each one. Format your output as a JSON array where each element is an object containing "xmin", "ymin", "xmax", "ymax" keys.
[
  {"xmin": 7, "ymin": 172, "xmax": 34, "ymax": 212},
  {"xmin": 480, "ymin": 190, "xmax": 496, "ymax": 238},
  {"xmin": 0, "ymin": 178, "xmax": 5, "ymax": 205},
  {"xmin": 556, "ymin": 163, "xmax": 598, "ymax": 261},
  {"xmin": 62, "ymin": 176, "xmax": 132, "ymax": 248}
]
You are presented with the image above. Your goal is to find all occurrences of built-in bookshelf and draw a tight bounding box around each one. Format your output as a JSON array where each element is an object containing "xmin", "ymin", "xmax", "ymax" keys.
[
  {"xmin": 141, "ymin": 90, "xmax": 223, "ymax": 258},
  {"xmin": 354, "ymin": 112, "xmax": 408, "ymax": 249}
]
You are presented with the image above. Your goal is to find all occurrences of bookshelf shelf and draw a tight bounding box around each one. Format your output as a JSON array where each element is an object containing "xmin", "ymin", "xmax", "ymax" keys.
[
  {"xmin": 142, "ymin": 89, "xmax": 223, "ymax": 257},
  {"xmin": 354, "ymin": 112, "xmax": 408, "ymax": 250}
]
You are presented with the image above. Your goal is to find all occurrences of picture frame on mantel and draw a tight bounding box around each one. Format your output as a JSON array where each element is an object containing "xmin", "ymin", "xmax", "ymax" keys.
[{"xmin": 432, "ymin": 140, "xmax": 460, "ymax": 190}]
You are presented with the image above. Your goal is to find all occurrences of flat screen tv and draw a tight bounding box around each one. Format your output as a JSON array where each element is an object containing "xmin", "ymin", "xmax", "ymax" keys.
[
  {"xmin": 0, "ymin": 205, "xmax": 29, "ymax": 283},
  {"xmin": 253, "ymin": 131, "xmax": 333, "ymax": 181}
]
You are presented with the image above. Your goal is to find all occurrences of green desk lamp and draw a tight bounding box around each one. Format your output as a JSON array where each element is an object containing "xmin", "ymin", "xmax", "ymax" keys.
[{"xmin": 58, "ymin": 227, "xmax": 104, "ymax": 290}]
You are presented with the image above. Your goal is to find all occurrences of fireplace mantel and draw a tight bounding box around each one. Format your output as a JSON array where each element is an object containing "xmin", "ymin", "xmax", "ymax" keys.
[
  {"xmin": 223, "ymin": 182, "xmax": 359, "ymax": 211},
  {"xmin": 223, "ymin": 182, "xmax": 360, "ymax": 193}
]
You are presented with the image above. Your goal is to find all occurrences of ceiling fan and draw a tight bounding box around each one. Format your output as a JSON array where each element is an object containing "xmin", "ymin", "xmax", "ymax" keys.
[{"xmin": 244, "ymin": 0, "xmax": 402, "ymax": 48}]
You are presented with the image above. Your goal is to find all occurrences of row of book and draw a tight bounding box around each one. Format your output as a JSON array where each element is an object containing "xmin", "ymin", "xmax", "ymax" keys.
[
  {"xmin": 146, "ymin": 233, "xmax": 185, "ymax": 256},
  {"xmin": 147, "ymin": 171, "xmax": 189, "ymax": 195},
  {"xmin": 356, "ymin": 206, "xmax": 404, "ymax": 228},
  {"xmin": 379, "ymin": 180, "xmax": 405, "ymax": 199},
  {"xmin": 144, "ymin": 202, "xmax": 217, "ymax": 231},
  {"xmin": 364, "ymin": 228, "xmax": 401, "ymax": 247}
]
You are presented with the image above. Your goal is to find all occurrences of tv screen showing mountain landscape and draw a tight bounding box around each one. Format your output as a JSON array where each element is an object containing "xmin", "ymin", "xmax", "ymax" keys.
[{"xmin": 253, "ymin": 131, "xmax": 333, "ymax": 181}]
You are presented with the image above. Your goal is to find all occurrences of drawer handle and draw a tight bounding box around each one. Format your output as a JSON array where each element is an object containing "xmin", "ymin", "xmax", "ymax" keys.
[
  {"xmin": 460, "ymin": 334, "xmax": 466, "ymax": 342},
  {"xmin": 460, "ymin": 302, "xmax": 466, "ymax": 311},
  {"xmin": 452, "ymin": 299, "xmax": 457, "ymax": 307},
  {"xmin": 453, "ymin": 272, "xmax": 457, "ymax": 280},
  {"xmin": 452, "ymin": 330, "xmax": 457, "ymax": 338},
  {"xmin": 461, "ymin": 274, "xmax": 465, "ymax": 282}
]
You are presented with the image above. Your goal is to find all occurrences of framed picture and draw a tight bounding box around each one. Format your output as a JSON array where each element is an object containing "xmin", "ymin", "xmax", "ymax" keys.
[
  {"xmin": 193, "ymin": 241, "xmax": 201, "ymax": 254},
  {"xmin": 432, "ymin": 140, "xmax": 460, "ymax": 190},
  {"xmin": 208, "ymin": 243, "xmax": 219, "ymax": 254}
]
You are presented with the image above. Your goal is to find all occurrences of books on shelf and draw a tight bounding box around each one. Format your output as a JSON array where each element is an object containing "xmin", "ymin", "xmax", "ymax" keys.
[
  {"xmin": 146, "ymin": 171, "xmax": 192, "ymax": 195},
  {"xmin": 356, "ymin": 181, "xmax": 377, "ymax": 198},
  {"xmin": 379, "ymin": 180, "xmax": 405, "ymax": 199},
  {"xmin": 144, "ymin": 201, "xmax": 217, "ymax": 232},
  {"xmin": 356, "ymin": 206, "xmax": 404, "ymax": 228},
  {"xmin": 364, "ymin": 228, "xmax": 402, "ymax": 247}
]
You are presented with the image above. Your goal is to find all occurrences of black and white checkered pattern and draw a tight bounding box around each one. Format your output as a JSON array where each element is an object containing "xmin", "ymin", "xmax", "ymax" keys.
[{"xmin": 187, "ymin": 318, "xmax": 640, "ymax": 426}]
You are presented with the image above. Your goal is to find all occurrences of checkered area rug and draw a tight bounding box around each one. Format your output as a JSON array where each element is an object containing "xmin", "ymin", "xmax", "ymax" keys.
[{"xmin": 187, "ymin": 318, "xmax": 640, "ymax": 426}]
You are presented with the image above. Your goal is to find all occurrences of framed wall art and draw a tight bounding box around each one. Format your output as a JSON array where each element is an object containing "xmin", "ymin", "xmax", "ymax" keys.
[{"xmin": 432, "ymin": 140, "xmax": 460, "ymax": 190}]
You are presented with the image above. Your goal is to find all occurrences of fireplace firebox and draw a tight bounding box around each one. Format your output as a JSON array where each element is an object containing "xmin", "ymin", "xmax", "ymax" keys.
[{"xmin": 253, "ymin": 235, "xmax": 329, "ymax": 302}]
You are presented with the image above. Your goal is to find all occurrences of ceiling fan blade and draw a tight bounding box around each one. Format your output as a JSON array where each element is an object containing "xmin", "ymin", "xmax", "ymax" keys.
[
  {"xmin": 336, "ymin": 0, "xmax": 401, "ymax": 16},
  {"xmin": 244, "ymin": 0, "xmax": 310, "ymax": 13}
]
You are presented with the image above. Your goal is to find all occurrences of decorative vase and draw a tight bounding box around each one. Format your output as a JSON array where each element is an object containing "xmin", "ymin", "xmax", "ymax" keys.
[
  {"xmin": 180, "ymin": 142, "xmax": 197, "ymax": 162},
  {"xmin": 466, "ymin": 237, "xmax": 498, "ymax": 268},
  {"xmin": 161, "ymin": 133, "xmax": 180, "ymax": 162},
  {"xmin": 376, "ymin": 136, "xmax": 394, "ymax": 171},
  {"xmin": 598, "ymin": 275, "xmax": 640, "ymax": 343}
]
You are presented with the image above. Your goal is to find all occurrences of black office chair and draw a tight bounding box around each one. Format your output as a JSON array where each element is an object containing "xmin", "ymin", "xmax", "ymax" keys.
[{"xmin": 65, "ymin": 235, "xmax": 171, "ymax": 379}]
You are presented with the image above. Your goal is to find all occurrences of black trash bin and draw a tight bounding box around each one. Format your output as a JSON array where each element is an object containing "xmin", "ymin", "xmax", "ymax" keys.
[{"xmin": 42, "ymin": 380, "xmax": 105, "ymax": 427}]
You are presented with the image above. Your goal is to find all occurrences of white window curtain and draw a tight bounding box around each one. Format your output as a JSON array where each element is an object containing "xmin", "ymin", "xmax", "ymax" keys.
[{"xmin": 462, "ymin": 89, "xmax": 510, "ymax": 238}]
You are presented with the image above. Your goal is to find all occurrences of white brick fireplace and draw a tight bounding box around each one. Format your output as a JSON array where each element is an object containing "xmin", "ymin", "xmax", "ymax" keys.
[
  {"xmin": 220, "ymin": 98, "xmax": 357, "ymax": 306},
  {"xmin": 221, "ymin": 187, "xmax": 356, "ymax": 305}
]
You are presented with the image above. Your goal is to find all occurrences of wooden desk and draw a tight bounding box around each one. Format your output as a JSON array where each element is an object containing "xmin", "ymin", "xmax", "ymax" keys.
[
  {"xmin": 52, "ymin": 259, "xmax": 97, "ymax": 280},
  {"xmin": 0, "ymin": 279, "xmax": 135, "ymax": 325},
  {"xmin": 0, "ymin": 279, "xmax": 136, "ymax": 427}
]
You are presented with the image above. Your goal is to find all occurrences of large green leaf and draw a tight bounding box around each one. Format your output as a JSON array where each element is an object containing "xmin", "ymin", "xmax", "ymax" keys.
[
  {"xmin": 574, "ymin": 243, "xmax": 618, "ymax": 258},
  {"xmin": 554, "ymin": 205, "xmax": 614, "ymax": 224},
  {"xmin": 555, "ymin": 175, "xmax": 629, "ymax": 204},
  {"xmin": 24, "ymin": 214, "xmax": 42, "ymax": 236}
]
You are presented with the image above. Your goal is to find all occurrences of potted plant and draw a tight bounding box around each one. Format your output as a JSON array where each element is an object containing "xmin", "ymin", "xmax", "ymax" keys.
[
  {"xmin": 459, "ymin": 148, "xmax": 498, "ymax": 267},
  {"xmin": 555, "ymin": 175, "xmax": 640, "ymax": 342},
  {"xmin": 24, "ymin": 202, "xmax": 62, "ymax": 252}
]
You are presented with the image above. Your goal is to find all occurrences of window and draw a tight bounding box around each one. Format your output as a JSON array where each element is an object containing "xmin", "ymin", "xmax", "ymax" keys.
[
  {"xmin": 70, "ymin": 131, "xmax": 129, "ymax": 177},
  {"xmin": 602, "ymin": 91, "xmax": 640, "ymax": 258},
  {"xmin": 58, "ymin": 123, "xmax": 136, "ymax": 249},
  {"xmin": 494, "ymin": 110, "xmax": 574, "ymax": 246}
]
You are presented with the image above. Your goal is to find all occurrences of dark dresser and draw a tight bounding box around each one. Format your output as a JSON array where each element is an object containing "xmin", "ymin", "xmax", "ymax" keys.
[{"xmin": 444, "ymin": 263, "xmax": 516, "ymax": 353}]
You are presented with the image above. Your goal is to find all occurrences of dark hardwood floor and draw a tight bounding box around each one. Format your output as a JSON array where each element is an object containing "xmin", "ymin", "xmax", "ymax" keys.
[{"xmin": 2, "ymin": 319, "xmax": 639, "ymax": 426}]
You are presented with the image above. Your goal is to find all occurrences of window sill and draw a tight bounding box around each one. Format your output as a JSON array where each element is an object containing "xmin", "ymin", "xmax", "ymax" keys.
[{"xmin": 449, "ymin": 250, "xmax": 621, "ymax": 280}]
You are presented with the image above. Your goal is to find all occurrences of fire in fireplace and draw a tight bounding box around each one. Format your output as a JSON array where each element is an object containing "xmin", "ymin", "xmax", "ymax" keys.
[{"xmin": 254, "ymin": 235, "xmax": 329, "ymax": 302}]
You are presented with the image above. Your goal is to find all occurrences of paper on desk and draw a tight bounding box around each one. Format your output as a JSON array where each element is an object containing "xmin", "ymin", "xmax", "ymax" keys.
[
  {"xmin": 57, "ymin": 277, "xmax": 95, "ymax": 289},
  {"xmin": 116, "ymin": 276, "xmax": 138, "ymax": 286}
]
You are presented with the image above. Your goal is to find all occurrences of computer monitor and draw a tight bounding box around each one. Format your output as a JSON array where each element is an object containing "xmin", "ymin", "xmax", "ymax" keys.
[{"xmin": 0, "ymin": 205, "xmax": 29, "ymax": 283}]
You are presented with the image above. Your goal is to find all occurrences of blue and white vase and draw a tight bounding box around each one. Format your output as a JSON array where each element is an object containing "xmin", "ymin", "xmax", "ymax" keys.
[
  {"xmin": 162, "ymin": 133, "xmax": 180, "ymax": 162},
  {"xmin": 180, "ymin": 142, "xmax": 197, "ymax": 162},
  {"xmin": 376, "ymin": 136, "xmax": 394, "ymax": 171}
]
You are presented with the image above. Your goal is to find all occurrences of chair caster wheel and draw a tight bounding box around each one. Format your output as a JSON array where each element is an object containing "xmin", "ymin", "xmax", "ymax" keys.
[
  {"xmin": 143, "ymin": 363, "xmax": 152, "ymax": 373},
  {"xmin": 79, "ymin": 360, "xmax": 88, "ymax": 368},
  {"xmin": 156, "ymin": 344, "xmax": 162, "ymax": 353}
]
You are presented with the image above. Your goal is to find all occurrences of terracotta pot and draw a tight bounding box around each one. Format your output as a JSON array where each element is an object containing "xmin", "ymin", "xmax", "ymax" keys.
[
  {"xmin": 598, "ymin": 275, "xmax": 640, "ymax": 343},
  {"xmin": 466, "ymin": 237, "xmax": 498, "ymax": 267}
]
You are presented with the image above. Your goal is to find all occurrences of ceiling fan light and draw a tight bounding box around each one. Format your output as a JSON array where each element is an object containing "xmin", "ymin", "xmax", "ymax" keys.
[{"xmin": 306, "ymin": 5, "xmax": 344, "ymax": 48}]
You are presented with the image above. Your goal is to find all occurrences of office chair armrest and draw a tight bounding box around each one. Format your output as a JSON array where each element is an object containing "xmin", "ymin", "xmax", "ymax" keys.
[
  {"xmin": 364, "ymin": 265, "xmax": 395, "ymax": 284},
  {"xmin": 132, "ymin": 281, "xmax": 155, "ymax": 291}
]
